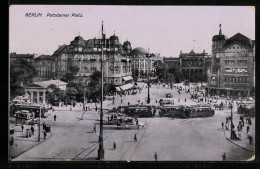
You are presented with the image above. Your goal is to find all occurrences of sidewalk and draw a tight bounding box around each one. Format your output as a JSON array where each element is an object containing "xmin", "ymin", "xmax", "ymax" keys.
[{"xmin": 9, "ymin": 123, "xmax": 52, "ymax": 159}]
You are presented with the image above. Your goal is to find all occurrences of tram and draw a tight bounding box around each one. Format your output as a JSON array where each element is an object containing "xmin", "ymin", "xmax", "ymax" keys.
[
  {"xmin": 119, "ymin": 105, "xmax": 155, "ymax": 117},
  {"xmin": 160, "ymin": 104, "xmax": 214, "ymax": 118}
]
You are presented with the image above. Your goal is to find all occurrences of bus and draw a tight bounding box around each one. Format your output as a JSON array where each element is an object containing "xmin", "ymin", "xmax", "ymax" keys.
[{"xmin": 119, "ymin": 105, "xmax": 155, "ymax": 117}]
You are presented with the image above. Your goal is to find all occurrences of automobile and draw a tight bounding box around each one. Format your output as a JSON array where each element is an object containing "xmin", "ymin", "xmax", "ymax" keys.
[
  {"xmin": 165, "ymin": 93, "xmax": 173, "ymax": 98},
  {"xmin": 237, "ymin": 103, "xmax": 255, "ymax": 117},
  {"xmin": 159, "ymin": 98, "xmax": 174, "ymax": 105}
]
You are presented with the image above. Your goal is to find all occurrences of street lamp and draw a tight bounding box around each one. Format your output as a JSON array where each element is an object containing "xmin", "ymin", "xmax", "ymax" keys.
[
  {"xmin": 188, "ymin": 64, "xmax": 191, "ymax": 92},
  {"xmin": 147, "ymin": 57, "xmax": 151, "ymax": 104},
  {"xmin": 96, "ymin": 21, "xmax": 105, "ymax": 160},
  {"xmin": 38, "ymin": 100, "xmax": 42, "ymax": 142},
  {"xmin": 229, "ymin": 102, "xmax": 233, "ymax": 140}
]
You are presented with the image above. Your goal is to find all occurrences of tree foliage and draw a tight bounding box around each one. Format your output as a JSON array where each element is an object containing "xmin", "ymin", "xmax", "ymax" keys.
[
  {"xmin": 46, "ymin": 84, "xmax": 65, "ymax": 105},
  {"xmin": 10, "ymin": 59, "xmax": 37, "ymax": 98}
]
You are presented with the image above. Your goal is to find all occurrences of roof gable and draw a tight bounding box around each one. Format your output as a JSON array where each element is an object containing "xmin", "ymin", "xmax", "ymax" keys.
[{"xmin": 222, "ymin": 33, "xmax": 254, "ymax": 50}]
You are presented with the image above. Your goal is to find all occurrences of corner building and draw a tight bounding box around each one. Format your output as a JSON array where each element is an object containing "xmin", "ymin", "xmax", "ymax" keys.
[
  {"xmin": 207, "ymin": 25, "xmax": 255, "ymax": 97},
  {"xmin": 52, "ymin": 34, "xmax": 133, "ymax": 87}
]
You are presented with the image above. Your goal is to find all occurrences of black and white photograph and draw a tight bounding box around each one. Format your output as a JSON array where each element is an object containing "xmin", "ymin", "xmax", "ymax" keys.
[{"xmin": 9, "ymin": 5, "xmax": 255, "ymax": 161}]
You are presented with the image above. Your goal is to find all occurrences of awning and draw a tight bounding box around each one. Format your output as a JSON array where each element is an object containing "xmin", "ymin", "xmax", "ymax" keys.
[
  {"xmin": 115, "ymin": 87, "xmax": 121, "ymax": 91},
  {"xmin": 122, "ymin": 76, "xmax": 133, "ymax": 81},
  {"xmin": 120, "ymin": 83, "xmax": 133, "ymax": 91}
]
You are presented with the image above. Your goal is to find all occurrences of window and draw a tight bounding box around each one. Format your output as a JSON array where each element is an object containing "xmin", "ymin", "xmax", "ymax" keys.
[{"xmin": 225, "ymin": 60, "xmax": 235, "ymax": 66}]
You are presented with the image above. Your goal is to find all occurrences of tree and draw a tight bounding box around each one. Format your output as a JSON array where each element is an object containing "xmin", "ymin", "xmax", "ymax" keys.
[
  {"xmin": 62, "ymin": 66, "xmax": 79, "ymax": 83},
  {"xmin": 168, "ymin": 66, "xmax": 183, "ymax": 83},
  {"xmin": 46, "ymin": 84, "xmax": 64, "ymax": 105},
  {"xmin": 154, "ymin": 60, "xmax": 168, "ymax": 82},
  {"xmin": 10, "ymin": 59, "xmax": 37, "ymax": 98}
]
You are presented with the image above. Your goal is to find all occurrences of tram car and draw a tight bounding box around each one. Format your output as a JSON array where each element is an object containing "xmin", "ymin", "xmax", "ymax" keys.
[
  {"xmin": 11, "ymin": 103, "xmax": 48, "ymax": 118},
  {"xmin": 119, "ymin": 105, "xmax": 155, "ymax": 117},
  {"xmin": 160, "ymin": 105, "xmax": 184, "ymax": 117},
  {"xmin": 160, "ymin": 104, "xmax": 214, "ymax": 118}
]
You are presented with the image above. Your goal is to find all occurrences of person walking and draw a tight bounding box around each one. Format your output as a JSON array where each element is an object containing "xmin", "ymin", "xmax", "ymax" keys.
[
  {"xmin": 222, "ymin": 153, "xmax": 226, "ymax": 161},
  {"xmin": 44, "ymin": 130, "xmax": 47, "ymax": 139},
  {"xmin": 31, "ymin": 126, "xmax": 34, "ymax": 135},
  {"xmin": 249, "ymin": 135, "xmax": 253, "ymax": 145},
  {"xmin": 121, "ymin": 99, "xmax": 123, "ymax": 104},
  {"xmin": 221, "ymin": 122, "xmax": 224, "ymax": 130},
  {"xmin": 21, "ymin": 124, "xmax": 24, "ymax": 132},
  {"xmin": 113, "ymin": 141, "xmax": 116, "ymax": 150},
  {"xmin": 92, "ymin": 124, "xmax": 96, "ymax": 133},
  {"xmin": 134, "ymin": 134, "xmax": 137, "ymax": 142},
  {"xmin": 185, "ymin": 98, "xmax": 186, "ymax": 102},
  {"xmin": 43, "ymin": 122, "xmax": 46, "ymax": 131},
  {"xmin": 54, "ymin": 114, "xmax": 57, "ymax": 121},
  {"xmin": 154, "ymin": 152, "xmax": 158, "ymax": 161},
  {"xmin": 247, "ymin": 125, "xmax": 250, "ymax": 133}
]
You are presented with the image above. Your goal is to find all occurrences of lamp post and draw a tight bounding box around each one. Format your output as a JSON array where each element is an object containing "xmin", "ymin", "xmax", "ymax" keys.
[
  {"xmin": 188, "ymin": 65, "xmax": 191, "ymax": 92},
  {"xmin": 97, "ymin": 21, "xmax": 105, "ymax": 160},
  {"xmin": 38, "ymin": 102, "xmax": 41, "ymax": 142},
  {"xmin": 230, "ymin": 102, "xmax": 233, "ymax": 139},
  {"xmin": 147, "ymin": 57, "xmax": 151, "ymax": 104}
]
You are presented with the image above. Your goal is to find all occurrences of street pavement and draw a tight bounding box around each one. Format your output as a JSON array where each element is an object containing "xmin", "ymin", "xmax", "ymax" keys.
[{"xmin": 11, "ymin": 82, "xmax": 255, "ymax": 161}]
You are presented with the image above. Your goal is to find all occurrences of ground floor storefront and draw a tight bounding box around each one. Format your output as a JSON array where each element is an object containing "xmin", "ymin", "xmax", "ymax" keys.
[{"xmin": 205, "ymin": 87, "xmax": 252, "ymax": 99}]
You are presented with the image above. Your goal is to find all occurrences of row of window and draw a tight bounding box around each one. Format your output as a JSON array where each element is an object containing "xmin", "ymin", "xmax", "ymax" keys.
[
  {"xmin": 224, "ymin": 68, "xmax": 248, "ymax": 74},
  {"xmin": 224, "ymin": 76, "xmax": 248, "ymax": 83},
  {"xmin": 225, "ymin": 59, "xmax": 248, "ymax": 66}
]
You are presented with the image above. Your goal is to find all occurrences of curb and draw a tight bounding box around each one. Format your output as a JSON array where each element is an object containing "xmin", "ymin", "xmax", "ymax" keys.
[
  {"xmin": 223, "ymin": 129, "xmax": 254, "ymax": 152},
  {"xmin": 10, "ymin": 131, "xmax": 53, "ymax": 160}
]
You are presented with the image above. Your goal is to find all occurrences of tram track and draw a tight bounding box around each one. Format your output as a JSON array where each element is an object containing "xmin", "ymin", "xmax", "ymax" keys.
[{"xmin": 119, "ymin": 118, "xmax": 152, "ymax": 161}]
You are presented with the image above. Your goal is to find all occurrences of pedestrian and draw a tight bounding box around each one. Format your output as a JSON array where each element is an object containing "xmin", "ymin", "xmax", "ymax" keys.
[
  {"xmin": 221, "ymin": 122, "xmax": 224, "ymax": 130},
  {"xmin": 222, "ymin": 153, "xmax": 226, "ymax": 161},
  {"xmin": 185, "ymin": 98, "xmax": 186, "ymax": 102},
  {"xmin": 52, "ymin": 108, "xmax": 54, "ymax": 112},
  {"xmin": 249, "ymin": 135, "xmax": 253, "ymax": 145},
  {"xmin": 54, "ymin": 114, "xmax": 56, "ymax": 121},
  {"xmin": 178, "ymin": 98, "xmax": 180, "ymax": 103},
  {"xmin": 95, "ymin": 106, "xmax": 98, "ymax": 111},
  {"xmin": 121, "ymin": 99, "xmax": 123, "ymax": 104},
  {"xmin": 113, "ymin": 141, "xmax": 116, "ymax": 150},
  {"xmin": 10, "ymin": 135, "xmax": 14, "ymax": 145},
  {"xmin": 93, "ymin": 124, "xmax": 96, "ymax": 133},
  {"xmin": 44, "ymin": 130, "xmax": 47, "ymax": 139},
  {"xmin": 43, "ymin": 122, "xmax": 46, "ymax": 131},
  {"xmin": 21, "ymin": 124, "xmax": 24, "ymax": 132},
  {"xmin": 31, "ymin": 125, "xmax": 34, "ymax": 135},
  {"xmin": 134, "ymin": 134, "xmax": 137, "ymax": 142},
  {"xmin": 247, "ymin": 125, "xmax": 250, "ymax": 133},
  {"xmin": 154, "ymin": 152, "xmax": 158, "ymax": 161}
]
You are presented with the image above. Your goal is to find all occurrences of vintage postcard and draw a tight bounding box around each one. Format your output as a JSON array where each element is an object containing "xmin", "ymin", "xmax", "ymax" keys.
[{"xmin": 9, "ymin": 5, "xmax": 255, "ymax": 161}]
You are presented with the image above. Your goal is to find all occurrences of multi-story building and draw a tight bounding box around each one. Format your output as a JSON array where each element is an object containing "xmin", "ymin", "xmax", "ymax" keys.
[
  {"xmin": 10, "ymin": 52, "xmax": 35, "ymax": 65},
  {"xmin": 163, "ymin": 57, "xmax": 180, "ymax": 69},
  {"xmin": 34, "ymin": 55, "xmax": 53, "ymax": 82},
  {"xmin": 207, "ymin": 25, "xmax": 255, "ymax": 97},
  {"xmin": 131, "ymin": 47, "xmax": 163, "ymax": 79},
  {"xmin": 52, "ymin": 33, "xmax": 133, "ymax": 88},
  {"xmin": 179, "ymin": 50, "xmax": 211, "ymax": 80},
  {"xmin": 163, "ymin": 50, "xmax": 211, "ymax": 81}
]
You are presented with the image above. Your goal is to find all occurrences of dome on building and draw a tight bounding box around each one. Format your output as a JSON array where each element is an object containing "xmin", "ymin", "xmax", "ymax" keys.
[
  {"xmin": 110, "ymin": 35, "xmax": 119, "ymax": 40},
  {"xmin": 212, "ymin": 34, "xmax": 228, "ymax": 41},
  {"xmin": 74, "ymin": 35, "xmax": 84, "ymax": 41},
  {"xmin": 131, "ymin": 47, "xmax": 148, "ymax": 54}
]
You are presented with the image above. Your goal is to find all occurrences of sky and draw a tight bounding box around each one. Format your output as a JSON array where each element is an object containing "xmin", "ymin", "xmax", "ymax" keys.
[{"xmin": 9, "ymin": 5, "xmax": 255, "ymax": 58}]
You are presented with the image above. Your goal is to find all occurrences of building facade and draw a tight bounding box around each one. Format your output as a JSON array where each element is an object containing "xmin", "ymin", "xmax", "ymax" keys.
[
  {"xmin": 180, "ymin": 50, "xmax": 210, "ymax": 80},
  {"xmin": 52, "ymin": 33, "xmax": 133, "ymax": 87},
  {"xmin": 34, "ymin": 55, "xmax": 53, "ymax": 82},
  {"xmin": 207, "ymin": 25, "xmax": 255, "ymax": 97},
  {"xmin": 163, "ymin": 50, "xmax": 211, "ymax": 81},
  {"xmin": 131, "ymin": 47, "xmax": 163, "ymax": 79}
]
